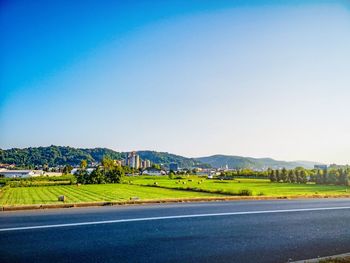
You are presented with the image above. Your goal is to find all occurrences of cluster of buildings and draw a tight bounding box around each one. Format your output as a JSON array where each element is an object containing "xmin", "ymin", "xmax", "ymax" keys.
[
  {"xmin": 0, "ymin": 169, "xmax": 48, "ymax": 178},
  {"xmin": 123, "ymin": 151, "xmax": 151, "ymax": 170},
  {"xmin": 0, "ymin": 151, "xmax": 214, "ymax": 178}
]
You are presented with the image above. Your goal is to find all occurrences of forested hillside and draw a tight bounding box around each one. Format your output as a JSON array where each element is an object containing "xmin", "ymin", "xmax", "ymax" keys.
[{"xmin": 0, "ymin": 146, "xmax": 123, "ymax": 167}]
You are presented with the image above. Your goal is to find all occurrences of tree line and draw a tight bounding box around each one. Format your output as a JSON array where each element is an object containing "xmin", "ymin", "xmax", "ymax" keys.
[
  {"xmin": 221, "ymin": 167, "xmax": 349, "ymax": 186},
  {"xmin": 267, "ymin": 167, "xmax": 349, "ymax": 186}
]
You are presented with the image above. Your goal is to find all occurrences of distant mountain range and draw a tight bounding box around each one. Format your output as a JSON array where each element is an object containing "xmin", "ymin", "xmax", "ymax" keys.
[
  {"xmin": 195, "ymin": 155, "xmax": 323, "ymax": 169},
  {"xmin": 0, "ymin": 146, "xmax": 323, "ymax": 169}
]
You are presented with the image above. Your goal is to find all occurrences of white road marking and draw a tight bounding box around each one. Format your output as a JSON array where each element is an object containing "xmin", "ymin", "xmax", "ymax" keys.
[{"xmin": 1, "ymin": 206, "xmax": 350, "ymax": 232}]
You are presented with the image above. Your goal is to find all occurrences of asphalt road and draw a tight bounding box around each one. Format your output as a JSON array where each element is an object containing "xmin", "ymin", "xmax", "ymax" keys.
[{"xmin": 1, "ymin": 199, "xmax": 349, "ymax": 263}]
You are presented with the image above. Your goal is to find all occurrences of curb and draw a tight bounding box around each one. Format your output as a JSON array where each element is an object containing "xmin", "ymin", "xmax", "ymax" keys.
[
  {"xmin": 291, "ymin": 252, "xmax": 350, "ymax": 263},
  {"xmin": 1, "ymin": 195, "xmax": 350, "ymax": 212}
]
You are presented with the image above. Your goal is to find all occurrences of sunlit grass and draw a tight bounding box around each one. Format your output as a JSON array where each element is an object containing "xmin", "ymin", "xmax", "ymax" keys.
[
  {"xmin": 1, "ymin": 176, "xmax": 349, "ymax": 206},
  {"xmin": 130, "ymin": 176, "xmax": 350, "ymax": 196},
  {"xmin": 0, "ymin": 183, "xmax": 221, "ymax": 206}
]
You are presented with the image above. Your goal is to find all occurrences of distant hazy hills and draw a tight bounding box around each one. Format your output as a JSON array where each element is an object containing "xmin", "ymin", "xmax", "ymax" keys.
[
  {"xmin": 0, "ymin": 146, "xmax": 322, "ymax": 169},
  {"xmin": 195, "ymin": 155, "xmax": 322, "ymax": 169}
]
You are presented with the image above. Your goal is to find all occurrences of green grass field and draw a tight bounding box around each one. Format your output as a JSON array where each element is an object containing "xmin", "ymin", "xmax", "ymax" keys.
[
  {"xmin": 1, "ymin": 176, "xmax": 349, "ymax": 206},
  {"xmin": 0, "ymin": 183, "xmax": 221, "ymax": 206},
  {"xmin": 129, "ymin": 176, "xmax": 350, "ymax": 196}
]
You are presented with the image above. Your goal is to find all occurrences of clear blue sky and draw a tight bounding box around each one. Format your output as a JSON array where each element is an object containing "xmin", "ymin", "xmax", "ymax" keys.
[{"xmin": 1, "ymin": 0, "xmax": 350, "ymax": 164}]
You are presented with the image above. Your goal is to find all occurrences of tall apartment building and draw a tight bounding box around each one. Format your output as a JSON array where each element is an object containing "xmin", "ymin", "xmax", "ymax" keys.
[
  {"xmin": 141, "ymin": 160, "xmax": 151, "ymax": 169},
  {"xmin": 126, "ymin": 151, "xmax": 140, "ymax": 169},
  {"xmin": 125, "ymin": 151, "xmax": 152, "ymax": 170}
]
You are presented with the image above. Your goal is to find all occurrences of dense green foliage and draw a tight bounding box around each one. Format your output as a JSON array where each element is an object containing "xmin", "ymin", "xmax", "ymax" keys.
[
  {"xmin": 267, "ymin": 168, "xmax": 350, "ymax": 186},
  {"xmin": 221, "ymin": 169, "xmax": 268, "ymax": 178},
  {"xmin": 0, "ymin": 146, "xmax": 208, "ymax": 168},
  {"xmin": 75, "ymin": 166, "xmax": 124, "ymax": 184},
  {"xmin": 74, "ymin": 157, "xmax": 125, "ymax": 184},
  {"xmin": 0, "ymin": 146, "xmax": 124, "ymax": 167},
  {"xmin": 315, "ymin": 168, "xmax": 350, "ymax": 186}
]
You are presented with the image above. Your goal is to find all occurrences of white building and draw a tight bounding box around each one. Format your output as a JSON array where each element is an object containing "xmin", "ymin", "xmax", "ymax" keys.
[
  {"xmin": 142, "ymin": 169, "xmax": 166, "ymax": 176},
  {"xmin": 70, "ymin": 168, "xmax": 95, "ymax": 175},
  {"xmin": 0, "ymin": 169, "xmax": 43, "ymax": 178}
]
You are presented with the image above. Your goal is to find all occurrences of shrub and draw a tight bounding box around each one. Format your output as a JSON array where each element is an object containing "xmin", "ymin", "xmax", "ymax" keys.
[{"xmin": 238, "ymin": 189, "xmax": 252, "ymax": 196}]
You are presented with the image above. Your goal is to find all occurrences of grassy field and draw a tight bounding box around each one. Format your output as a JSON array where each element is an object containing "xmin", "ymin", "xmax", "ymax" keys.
[
  {"xmin": 1, "ymin": 176, "xmax": 349, "ymax": 206},
  {"xmin": 129, "ymin": 176, "xmax": 350, "ymax": 196},
  {"xmin": 0, "ymin": 183, "xmax": 221, "ymax": 206}
]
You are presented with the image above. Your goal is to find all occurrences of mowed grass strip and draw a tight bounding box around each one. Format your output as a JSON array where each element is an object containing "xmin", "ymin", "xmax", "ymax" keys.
[
  {"xmin": 0, "ymin": 184, "xmax": 222, "ymax": 206},
  {"xmin": 130, "ymin": 177, "xmax": 350, "ymax": 196}
]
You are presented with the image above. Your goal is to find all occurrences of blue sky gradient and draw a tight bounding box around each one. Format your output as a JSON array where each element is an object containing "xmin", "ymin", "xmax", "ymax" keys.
[{"xmin": 1, "ymin": 0, "xmax": 350, "ymax": 164}]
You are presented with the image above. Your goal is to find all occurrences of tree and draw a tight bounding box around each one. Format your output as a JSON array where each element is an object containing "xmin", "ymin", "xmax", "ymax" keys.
[
  {"xmin": 327, "ymin": 170, "xmax": 338, "ymax": 185},
  {"xmin": 276, "ymin": 169, "xmax": 281, "ymax": 182},
  {"xmin": 299, "ymin": 170, "xmax": 307, "ymax": 184},
  {"xmin": 80, "ymin": 159, "xmax": 88, "ymax": 170},
  {"xmin": 168, "ymin": 172, "xmax": 175, "ymax": 179},
  {"xmin": 316, "ymin": 169, "xmax": 324, "ymax": 184},
  {"xmin": 288, "ymin": 170, "xmax": 297, "ymax": 183},
  {"xmin": 101, "ymin": 156, "xmax": 115, "ymax": 170},
  {"xmin": 322, "ymin": 169, "xmax": 328, "ymax": 185},
  {"xmin": 345, "ymin": 169, "xmax": 350, "ymax": 186},
  {"xmin": 308, "ymin": 170, "xmax": 316, "ymax": 183},
  {"xmin": 151, "ymin": 164, "xmax": 161, "ymax": 170},
  {"xmin": 62, "ymin": 165, "xmax": 73, "ymax": 174},
  {"xmin": 105, "ymin": 166, "xmax": 124, "ymax": 183},
  {"xmin": 88, "ymin": 167, "xmax": 106, "ymax": 184},
  {"xmin": 269, "ymin": 169, "xmax": 277, "ymax": 182},
  {"xmin": 281, "ymin": 168, "xmax": 288, "ymax": 183},
  {"xmin": 74, "ymin": 164, "xmax": 124, "ymax": 184},
  {"xmin": 337, "ymin": 169, "xmax": 349, "ymax": 186},
  {"xmin": 75, "ymin": 168, "xmax": 88, "ymax": 184}
]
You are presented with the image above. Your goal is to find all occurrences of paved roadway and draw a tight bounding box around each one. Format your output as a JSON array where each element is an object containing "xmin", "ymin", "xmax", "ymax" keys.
[{"xmin": 0, "ymin": 199, "xmax": 349, "ymax": 263}]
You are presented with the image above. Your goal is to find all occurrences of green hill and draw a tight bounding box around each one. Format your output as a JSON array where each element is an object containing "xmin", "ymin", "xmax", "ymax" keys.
[
  {"xmin": 0, "ymin": 146, "xmax": 123, "ymax": 167},
  {"xmin": 0, "ymin": 146, "xmax": 205, "ymax": 168},
  {"xmin": 137, "ymin": 151, "xmax": 207, "ymax": 168}
]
